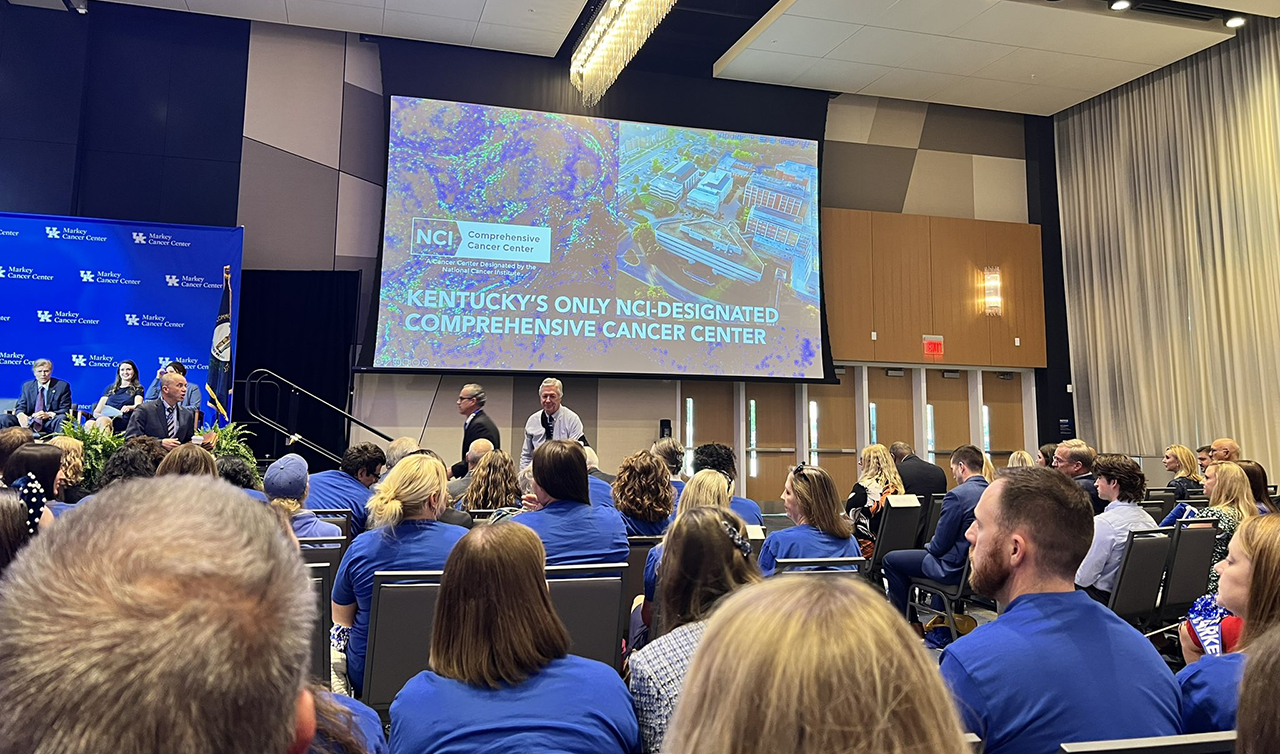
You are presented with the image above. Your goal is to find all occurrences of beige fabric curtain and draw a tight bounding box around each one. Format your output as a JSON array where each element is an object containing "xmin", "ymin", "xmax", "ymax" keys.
[{"xmin": 1055, "ymin": 19, "xmax": 1280, "ymax": 465}]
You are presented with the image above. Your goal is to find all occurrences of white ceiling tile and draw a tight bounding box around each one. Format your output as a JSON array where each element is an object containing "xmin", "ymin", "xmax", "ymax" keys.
[
  {"xmin": 1193, "ymin": 0, "xmax": 1280, "ymax": 17},
  {"xmin": 478, "ymin": 0, "xmax": 588, "ymax": 35},
  {"xmin": 858, "ymin": 67, "xmax": 964, "ymax": 100},
  {"xmin": 928, "ymin": 76, "xmax": 1029, "ymax": 109},
  {"xmin": 969, "ymin": 46, "xmax": 1087, "ymax": 85},
  {"xmin": 828, "ymin": 26, "xmax": 933, "ymax": 67},
  {"xmin": 791, "ymin": 58, "xmax": 895, "ymax": 93},
  {"xmin": 472, "ymin": 21, "xmax": 567, "ymax": 56},
  {"xmin": 718, "ymin": 48, "xmax": 821, "ymax": 86},
  {"xmin": 786, "ymin": 0, "xmax": 898, "ymax": 24},
  {"xmin": 187, "ymin": 0, "xmax": 285, "ymax": 23},
  {"xmin": 382, "ymin": 0, "xmax": 482, "ymax": 20},
  {"xmin": 381, "ymin": 10, "xmax": 477, "ymax": 44},
  {"xmin": 286, "ymin": 0, "xmax": 382, "ymax": 33},
  {"xmin": 100, "ymin": 0, "xmax": 189, "ymax": 10},
  {"xmin": 898, "ymin": 34, "xmax": 1016, "ymax": 76},
  {"xmin": 747, "ymin": 15, "xmax": 862, "ymax": 57},
  {"xmin": 1037, "ymin": 56, "xmax": 1157, "ymax": 92},
  {"xmin": 997, "ymin": 84, "xmax": 1094, "ymax": 116},
  {"xmin": 869, "ymin": 0, "xmax": 1001, "ymax": 36}
]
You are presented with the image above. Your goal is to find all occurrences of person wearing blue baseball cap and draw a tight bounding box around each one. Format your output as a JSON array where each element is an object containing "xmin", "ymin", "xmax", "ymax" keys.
[{"xmin": 264, "ymin": 454, "xmax": 341, "ymax": 541}]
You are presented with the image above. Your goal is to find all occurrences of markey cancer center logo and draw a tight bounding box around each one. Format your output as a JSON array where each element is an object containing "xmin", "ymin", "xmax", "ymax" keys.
[
  {"xmin": 46, "ymin": 227, "xmax": 60, "ymax": 239},
  {"xmin": 125, "ymin": 314, "xmax": 140, "ymax": 326},
  {"xmin": 71, "ymin": 354, "xmax": 87, "ymax": 367},
  {"xmin": 80, "ymin": 271, "xmax": 95, "ymax": 282},
  {"xmin": 37, "ymin": 310, "xmax": 51, "ymax": 323},
  {"xmin": 166, "ymin": 275, "xmax": 179, "ymax": 287},
  {"xmin": 133, "ymin": 232, "xmax": 147, "ymax": 244}
]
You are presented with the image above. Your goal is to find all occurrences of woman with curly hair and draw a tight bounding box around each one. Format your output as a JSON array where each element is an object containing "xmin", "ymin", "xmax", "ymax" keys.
[
  {"xmin": 458, "ymin": 449, "xmax": 521, "ymax": 512},
  {"xmin": 47, "ymin": 435, "xmax": 89, "ymax": 507},
  {"xmin": 613, "ymin": 451, "xmax": 675, "ymax": 536},
  {"xmin": 846, "ymin": 443, "xmax": 904, "ymax": 556}
]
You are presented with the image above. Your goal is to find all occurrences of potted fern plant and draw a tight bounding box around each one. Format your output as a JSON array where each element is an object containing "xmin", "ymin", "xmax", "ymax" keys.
[{"xmin": 60, "ymin": 422, "xmax": 125, "ymax": 492}]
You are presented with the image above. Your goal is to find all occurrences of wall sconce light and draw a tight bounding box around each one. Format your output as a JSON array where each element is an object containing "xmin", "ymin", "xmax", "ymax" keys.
[{"xmin": 983, "ymin": 266, "xmax": 1002, "ymax": 316}]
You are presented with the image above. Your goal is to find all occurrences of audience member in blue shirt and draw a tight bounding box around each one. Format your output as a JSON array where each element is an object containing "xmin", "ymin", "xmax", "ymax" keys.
[
  {"xmin": 940, "ymin": 467, "xmax": 1182, "ymax": 754},
  {"xmin": 1075, "ymin": 454, "xmax": 1158, "ymax": 601},
  {"xmin": 145, "ymin": 360, "xmax": 203, "ymax": 411},
  {"xmin": 390, "ymin": 522, "xmax": 639, "ymax": 754},
  {"xmin": 313, "ymin": 690, "xmax": 387, "ymax": 754},
  {"xmin": 332, "ymin": 455, "xmax": 466, "ymax": 698},
  {"xmin": 613, "ymin": 450, "xmax": 675, "ymax": 537},
  {"xmin": 588, "ymin": 473, "xmax": 616, "ymax": 507},
  {"xmin": 758, "ymin": 464, "xmax": 861, "ymax": 576},
  {"xmin": 264, "ymin": 454, "xmax": 342, "ymax": 543},
  {"xmin": 1177, "ymin": 513, "xmax": 1280, "ymax": 733},
  {"xmin": 883, "ymin": 445, "xmax": 988, "ymax": 623},
  {"xmin": 306, "ymin": 442, "xmax": 385, "ymax": 536},
  {"xmin": 514, "ymin": 440, "xmax": 628, "ymax": 567},
  {"xmin": 689, "ymin": 442, "xmax": 765, "ymax": 526},
  {"xmin": 214, "ymin": 455, "xmax": 267, "ymax": 503},
  {"xmin": 645, "ymin": 469, "xmax": 737, "ymax": 603}
]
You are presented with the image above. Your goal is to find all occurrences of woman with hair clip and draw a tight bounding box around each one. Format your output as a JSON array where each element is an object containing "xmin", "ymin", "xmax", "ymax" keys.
[
  {"xmin": 1164, "ymin": 444, "xmax": 1206, "ymax": 500},
  {"xmin": 1162, "ymin": 461, "xmax": 1258, "ymax": 593},
  {"xmin": 612, "ymin": 451, "xmax": 675, "ymax": 536},
  {"xmin": 650, "ymin": 437, "xmax": 686, "ymax": 498},
  {"xmin": 1237, "ymin": 460, "xmax": 1276, "ymax": 514},
  {"xmin": 662, "ymin": 576, "xmax": 971, "ymax": 754},
  {"xmin": 757, "ymin": 464, "xmax": 862, "ymax": 576},
  {"xmin": 1176, "ymin": 514, "xmax": 1280, "ymax": 733},
  {"xmin": 456, "ymin": 448, "xmax": 521, "ymax": 512},
  {"xmin": 331, "ymin": 454, "xmax": 467, "ymax": 699},
  {"xmin": 845, "ymin": 443, "xmax": 904, "ymax": 556},
  {"xmin": 389, "ymin": 523, "xmax": 639, "ymax": 754},
  {"xmin": 630, "ymin": 507, "xmax": 761, "ymax": 752},
  {"xmin": 514, "ymin": 440, "xmax": 628, "ymax": 567}
]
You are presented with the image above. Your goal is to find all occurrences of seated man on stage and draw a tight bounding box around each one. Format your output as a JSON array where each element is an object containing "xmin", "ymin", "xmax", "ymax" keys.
[
  {"xmin": 125, "ymin": 372, "xmax": 212, "ymax": 450},
  {"xmin": 146, "ymin": 361, "xmax": 202, "ymax": 411},
  {"xmin": 0, "ymin": 359, "xmax": 72, "ymax": 437}
]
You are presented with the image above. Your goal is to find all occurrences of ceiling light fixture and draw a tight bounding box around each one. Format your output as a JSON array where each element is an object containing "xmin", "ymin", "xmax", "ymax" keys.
[
  {"xmin": 1225, "ymin": 14, "xmax": 1246, "ymax": 27},
  {"xmin": 570, "ymin": 0, "xmax": 677, "ymax": 107},
  {"xmin": 1109, "ymin": 0, "xmax": 1131, "ymax": 9}
]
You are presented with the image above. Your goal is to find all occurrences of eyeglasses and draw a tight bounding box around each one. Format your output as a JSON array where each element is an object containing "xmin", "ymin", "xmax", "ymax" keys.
[{"xmin": 457, "ymin": 395, "xmax": 475, "ymax": 403}]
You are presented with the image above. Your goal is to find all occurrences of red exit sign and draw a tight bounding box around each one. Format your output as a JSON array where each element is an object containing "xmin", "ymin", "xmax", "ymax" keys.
[{"xmin": 923, "ymin": 336, "xmax": 945, "ymax": 357}]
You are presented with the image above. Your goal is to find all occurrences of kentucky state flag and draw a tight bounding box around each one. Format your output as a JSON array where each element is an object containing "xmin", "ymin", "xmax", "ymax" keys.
[{"xmin": 206, "ymin": 264, "xmax": 233, "ymax": 424}]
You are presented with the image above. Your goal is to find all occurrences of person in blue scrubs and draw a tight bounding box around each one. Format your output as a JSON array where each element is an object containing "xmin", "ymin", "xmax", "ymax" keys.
[
  {"xmin": 332, "ymin": 454, "xmax": 467, "ymax": 698},
  {"xmin": 757, "ymin": 464, "xmax": 862, "ymax": 576},
  {"xmin": 939, "ymin": 467, "xmax": 1181, "ymax": 754},
  {"xmin": 613, "ymin": 450, "xmax": 675, "ymax": 536},
  {"xmin": 313, "ymin": 688, "xmax": 387, "ymax": 754},
  {"xmin": 390, "ymin": 522, "xmax": 639, "ymax": 754},
  {"xmin": 264, "ymin": 453, "xmax": 341, "ymax": 542},
  {"xmin": 691, "ymin": 443, "xmax": 764, "ymax": 526},
  {"xmin": 514, "ymin": 440, "xmax": 628, "ymax": 567},
  {"xmin": 1178, "ymin": 513, "xmax": 1280, "ymax": 733},
  {"xmin": 651, "ymin": 437, "xmax": 686, "ymax": 501},
  {"xmin": 307, "ymin": 443, "xmax": 386, "ymax": 536}
]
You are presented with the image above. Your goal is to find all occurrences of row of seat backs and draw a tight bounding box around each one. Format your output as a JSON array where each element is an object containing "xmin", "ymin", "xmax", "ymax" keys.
[
  {"xmin": 1108, "ymin": 519, "xmax": 1219, "ymax": 627},
  {"xmin": 1058, "ymin": 731, "xmax": 1235, "ymax": 753}
]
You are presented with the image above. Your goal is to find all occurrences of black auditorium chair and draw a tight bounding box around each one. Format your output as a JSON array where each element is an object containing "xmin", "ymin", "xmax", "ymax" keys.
[
  {"xmin": 866, "ymin": 494, "xmax": 921, "ymax": 585},
  {"xmin": 1058, "ymin": 731, "xmax": 1235, "ymax": 753},
  {"xmin": 1107, "ymin": 528, "xmax": 1173, "ymax": 629},
  {"xmin": 310, "ymin": 508, "xmax": 352, "ymax": 538},
  {"xmin": 622, "ymin": 536, "xmax": 662, "ymax": 637},
  {"xmin": 546, "ymin": 562, "xmax": 628, "ymax": 670},
  {"xmin": 361, "ymin": 570, "xmax": 444, "ymax": 719},
  {"xmin": 1153, "ymin": 518, "xmax": 1219, "ymax": 627},
  {"xmin": 305, "ymin": 561, "xmax": 333, "ymax": 685},
  {"xmin": 776, "ymin": 556, "xmax": 866, "ymax": 575}
]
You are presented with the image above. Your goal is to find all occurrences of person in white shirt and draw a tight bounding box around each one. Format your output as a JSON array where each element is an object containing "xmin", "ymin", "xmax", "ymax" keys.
[
  {"xmin": 1075, "ymin": 453, "xmax": 1158, "ymax": 603},
  {"xmin": 520, "ymin": 378, "xmax": 585, "ymax": 469}
]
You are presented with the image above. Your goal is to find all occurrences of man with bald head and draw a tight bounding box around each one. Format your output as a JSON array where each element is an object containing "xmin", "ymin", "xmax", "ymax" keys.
[
  {"xmin": 1210, "ymin": 438, "xmax": 1241, "ymax": 463},
  {"xmin": 448, "ymin": 438, "xmax": 493, "ymax": 500},
  {"xmin": 125, "ymin": 371, "xmax": 198, "ymax": 449}
]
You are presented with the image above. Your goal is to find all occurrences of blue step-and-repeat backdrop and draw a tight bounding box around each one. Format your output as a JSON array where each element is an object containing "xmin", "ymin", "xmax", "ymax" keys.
[{"xmin": 0, "ymin": 212, "xmax": 243, "ymax": 424}]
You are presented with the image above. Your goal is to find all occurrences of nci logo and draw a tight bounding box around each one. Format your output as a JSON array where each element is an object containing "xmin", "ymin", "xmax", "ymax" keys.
[{"xmin": 409, "ymin": 218, "xmax": 551, "ymax": 264}]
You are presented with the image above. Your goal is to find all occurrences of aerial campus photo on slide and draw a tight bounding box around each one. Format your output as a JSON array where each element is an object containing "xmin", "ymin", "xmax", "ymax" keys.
[{"xmin": 375, "ymin": 96, "xmax": 822, "ymax": 379}]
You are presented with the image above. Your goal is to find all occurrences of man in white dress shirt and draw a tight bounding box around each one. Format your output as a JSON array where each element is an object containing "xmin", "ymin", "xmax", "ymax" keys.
[{"xmin": 520, "ymin": 377, "xmax": 585, "ymax": 469}]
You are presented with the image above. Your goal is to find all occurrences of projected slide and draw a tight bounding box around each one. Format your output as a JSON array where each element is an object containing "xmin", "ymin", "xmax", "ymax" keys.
[{"xmin": 375, "ymin": 96, "xmax": 822, "ymax": 379}]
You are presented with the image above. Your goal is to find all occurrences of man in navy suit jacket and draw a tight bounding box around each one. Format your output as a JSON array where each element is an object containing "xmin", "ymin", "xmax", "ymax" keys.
[
  {"xmin": 883, "ymin": 444, "xmax": 989, "ymax": 626},
  {"xmin": 1053, "ymin": 440, "xmax": 1106, "ymax": 514},
  {"xmin": 1, "ymin": 359, "xmax": 72, "ymax": 436},
  {"xmin": 126, "ymin": 372, "xmax": 198, "ymax": 448}
]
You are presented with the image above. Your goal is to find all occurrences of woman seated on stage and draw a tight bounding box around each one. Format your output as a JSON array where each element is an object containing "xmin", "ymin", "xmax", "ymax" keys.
[
  {"xmin": 758, "ymin": 463, "xmax": 862, "ymax": 576},
  {"xmin": 1165, "ymin": 444, "xmax": 1206, "ymax": 500},
  {"xmin": 1177, "ymin": 513, "xmax": 1280, "ymax": 733},
  {"xmin": 514, "ymin": 440, "xmax": 628, "ymax": 568},
  {"xmin": 332, "ymin": 454, "xmax": 467, "ymax": 698},
  {"xmin": 91, "ymin": 360, "xmax": 143, "ymax": 433},
  {"xmin": 389, "ymin": 522, "xmax": 639, "ymax": 754},
  {"xmin": 612, "ymin": 450, "xmax": 675, "ymax": 537}
]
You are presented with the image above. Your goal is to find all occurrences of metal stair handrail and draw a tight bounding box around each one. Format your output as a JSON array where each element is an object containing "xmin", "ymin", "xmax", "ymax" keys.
[{"xmin": 244, "ymin": 368, "xmax": 393, "ymax": 464}]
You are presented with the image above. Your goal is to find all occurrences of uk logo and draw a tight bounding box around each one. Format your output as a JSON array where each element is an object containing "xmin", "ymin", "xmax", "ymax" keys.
[
  {"xmin": 125, "ymin": 314, "xmax": 140, "ymax": 326},
  {"xmin": 0, "ymin": 269, "xmax": 6, "ymax": 278},
  {"xmin": 132, "ymin": 232, "xmax": 147, "ymax": 244},
  {"xmin": 80, "ymin": 270, "xmax": 95, "ymax": 282},
  {"xmin": 157, "ymin": 356, "xmax": 172, "ymax": 366},
  {"xmin": 45, "ymin": 227, "xmax": 60, "ymax": 239},
  {"xmin": 37, "ymin": 310, "xmax": 52, "ymax": 323},
  {"xmin": 71, "ymin": 354, "xmax": 87, "ymax": 367},
  {"xmin": 165, "ymin": 275, "xmax": 179, "ymax": 287}
]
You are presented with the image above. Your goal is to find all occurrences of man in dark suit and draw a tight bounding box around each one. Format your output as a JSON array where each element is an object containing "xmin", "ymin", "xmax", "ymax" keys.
[
  {"xmin": 1, "ymin": 359, "xmax": 73, "ymax": 436},
  {"xmin": 125, "ymin": 372, "xmax": 198, "ymax": 450},
  {"xmin": 890, "ymin": 441, "xmax": 948, "ymax": 498},
  {"xmin": 1053, "ymin": 439, "xmax": 1105, "ymax": 514},
  {"xmin": 452, "ymin": 383, "xmax": 499, "ymax": 479}
]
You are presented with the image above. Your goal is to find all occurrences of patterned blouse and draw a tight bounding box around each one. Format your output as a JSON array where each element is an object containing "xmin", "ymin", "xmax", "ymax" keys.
[
  {"xmin": 1199, "ymin": 507, "xmax": 1241, "ymax": 594},
  {"xmin": 629, "ymin": 620, "xmax": 708, "ymax": 753}
]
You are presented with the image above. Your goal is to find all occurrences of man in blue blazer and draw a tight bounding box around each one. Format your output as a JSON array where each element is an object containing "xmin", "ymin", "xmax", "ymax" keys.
[
  {"xmin": 0, "ymin": 359, "xmax": 72, "ymax": 436},
  {"xmin": 883, "ymin": 444, "xmax": 989, "ymax": 627},
  {"xmin": 126, "ymin": 372, "xmax": 198, "ymax": 449}
]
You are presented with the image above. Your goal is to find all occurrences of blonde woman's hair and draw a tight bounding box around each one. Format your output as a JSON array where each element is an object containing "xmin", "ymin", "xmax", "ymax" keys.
[
  {"xmin": 789, "ymin": 465, "xmax": 852, "ymax": 539},
  {"xmin": 857, "ymin": 443, "xmax": 904, "ymax": 493},
  {"xmin": 663, "ymin": 577, "xmax": 970, "ymax": 754},
  {"xmin": 981, "ymin": 453, "xmax": 996, "ymax": 480},
  {"xmin": 47, "ymin": 436, "xmax": 84, "ymax": 486},
  {"xmin": 1235, "ymin": 514, "xmax": 1280, "ymax": 648},
  {"xmin": 270, "ymin": 497, "xmax": 305, "ymax": 516},
  {"xmin": 367, "ymin": 454, "xmax": 447, "ymax": 528},
  {"xmin": 1208, "ymin": 461, "xmax": 1259, "ymax": 524},
  {"xmin": 1006, "ymin": 450, "xmax": 1034, "ymax": 468},
  {"xmin": 675, "ymin": 469, "xmax": 732, "ymax": 520},
  {"xmin": 1165, "ymin": 444, "xmax": 1204, "ymax": 483},
  {"xmin": 463, "ymin": 449, "xmax": 519, "ymax": 512}
]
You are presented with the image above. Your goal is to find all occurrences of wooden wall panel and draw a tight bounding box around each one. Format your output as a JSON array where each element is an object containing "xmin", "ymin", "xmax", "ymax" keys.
[
  {"xmin": 927, "ymin": 369, "xmax": 970, "ymax": 488},
  {"xmin": 870, "ymin": 212, "xmax": 933, "ymax": 363},
  {"xmin": 809, "ymin": 373, "xmax": 858, "ymax": 450},
  {"xmin": 929, "ymin": 217, "xmax": 991, "ymax": 365},
  {"xmin": 986, "ymin": 221, "xmax": 1047, "ymax": 368},
  {"xmin": 747, "ymin": 452, "xmax": 793, "ymax": 507},
  {"xmin": 867, "ymin": 368, "xmax": 914, "ymax": 448},
  {"xmin": 748, "ymin": 381, "xmax": 796, "ymax": 448},
  {"xmin": 821, "ymin": 209, "xmax": 874, "ymax": 361},
  {"xmin": 820, "ymin": 455, "xmax": 859, "ymax": 499},
  {"xmin": 680, "ymin": 380, "xmax": 735, "ymax": 449},
  {"xmin": 983, "ymin": 371, "xmax": 1025, "ymax": 458}
]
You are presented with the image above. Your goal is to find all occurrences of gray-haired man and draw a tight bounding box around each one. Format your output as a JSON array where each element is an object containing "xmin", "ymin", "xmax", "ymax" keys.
[{"xmin": 520, "ymin": 377, "xmax": 585, "ymax": 469}]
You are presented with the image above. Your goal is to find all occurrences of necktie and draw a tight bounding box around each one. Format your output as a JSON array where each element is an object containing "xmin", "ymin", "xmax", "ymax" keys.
[
  {"xmin": 167, "ymin": 406, "xmax": 177, "ymax": 439},
  {"xmin": 541, "ymin": 412, "xmax": 554, "ymax": 440},
  {"xmin": 32, "ymin": 386, "xmax": 45, "ymax": 433}
]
